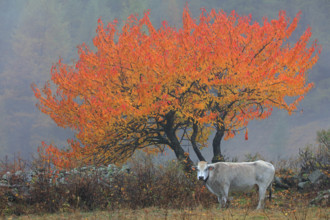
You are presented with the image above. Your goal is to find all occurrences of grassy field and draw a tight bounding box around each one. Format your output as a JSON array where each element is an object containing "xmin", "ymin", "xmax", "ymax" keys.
[
  {"xmin": 1, "ymin": 151, "xmax": 329, "ymax": 219},
  {"xmin": 7, "ymin": 189, "xmax": 329, "ymax": 220},
  {"xmin": 8, "ymin": 206, "xmax": 329, "ymax": 220}
]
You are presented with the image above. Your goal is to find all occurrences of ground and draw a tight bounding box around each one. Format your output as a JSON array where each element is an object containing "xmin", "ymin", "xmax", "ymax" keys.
[{"xmin": 7, "ymin": 189, "xmax": 330, "ymax": 220}]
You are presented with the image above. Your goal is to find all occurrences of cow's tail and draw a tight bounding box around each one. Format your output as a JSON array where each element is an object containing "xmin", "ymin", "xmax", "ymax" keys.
[{"xmin": 268, "ymin": 183, "xmax": 273, "ymax": 201}]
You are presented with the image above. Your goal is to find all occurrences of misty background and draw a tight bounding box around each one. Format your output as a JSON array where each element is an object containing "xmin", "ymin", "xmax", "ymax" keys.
[{"xmin": 0, "ymin": 0, "xmax": 329, "ymax": 163}]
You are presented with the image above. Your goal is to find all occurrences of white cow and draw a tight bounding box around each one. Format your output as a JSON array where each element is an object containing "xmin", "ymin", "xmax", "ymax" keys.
[{"xmin": 195, "ymin": 160, "xmax": 275, "ymax": 209}]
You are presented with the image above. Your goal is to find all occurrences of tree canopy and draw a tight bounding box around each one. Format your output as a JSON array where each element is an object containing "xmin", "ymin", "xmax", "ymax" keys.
[{"xmin": 32, "ymin": 7, "xmax": 320, "ymax": 169}]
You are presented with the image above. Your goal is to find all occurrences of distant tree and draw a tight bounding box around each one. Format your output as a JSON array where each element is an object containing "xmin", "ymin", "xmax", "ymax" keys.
[
  {"xmin": 33, "ymin": 7, "xmax": 320, "ymax": 169},
  {"xmin": 317, "ymin": 129, "xmax": 330, "ymax": 149},
  {"xmin": 316, "ymin": 129, "xmax": 330, "ymax": 168},
  {"xmin": 299, "ymin": 128, "xmax": 329, "ymax": 173}
]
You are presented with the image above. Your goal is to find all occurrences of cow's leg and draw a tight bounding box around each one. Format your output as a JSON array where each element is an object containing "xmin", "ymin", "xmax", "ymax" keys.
[
  {"xmin": 216, "ymin": 195, "xmax": 227, "ymax": 209},
  {"xmin": 220, "ymin": 184, "xmax": 230, "ymax": 208},
  {"xmin": 256, "ymin": 185, "xmax": 266, "ymax": 209},
  {"xmin": 217, "ymin": 196, "xmax": 222, "ymax": 209}
]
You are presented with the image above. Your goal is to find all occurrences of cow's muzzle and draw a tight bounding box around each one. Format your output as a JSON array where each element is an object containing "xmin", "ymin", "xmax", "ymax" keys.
[{"xmin": 198, "ymin": 176, "xmax": 204, "ymax": 181}]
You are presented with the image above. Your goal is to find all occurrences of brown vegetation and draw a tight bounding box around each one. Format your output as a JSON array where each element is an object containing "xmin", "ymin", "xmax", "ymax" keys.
[{"xmin": 0, "ymin": 144, "xmax": 329, "ymax": 218}]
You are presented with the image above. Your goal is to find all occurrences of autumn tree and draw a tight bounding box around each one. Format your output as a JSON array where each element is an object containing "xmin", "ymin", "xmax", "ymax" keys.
[{"xmin": 32, "ymin": 7, "xmax": 320, "ymax": 169}]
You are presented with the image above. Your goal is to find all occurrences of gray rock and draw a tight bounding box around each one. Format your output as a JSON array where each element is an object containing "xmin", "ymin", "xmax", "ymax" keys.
[
  {"xmin": 14, "ymin": 170, "xmax": 23, "ymax": 176},
  {"xmin": 308, "ymin": 170, "xmax": 325, "ymax": 184},
  {"xmin": 274, "ymin": 176, "xmax": 289, "ymax": 189},
  {"xmin": 282, "ymin": 176, "xmax": 298, "ymax": 187},
  {"xmin": 58, "ymin": 177, "xmax": 66, "ymax": 184},
  {"xmin": 0, "ymin": 180, "xmax": 8, "ymax": 186},
  {"xmin": 2, "ymin": 171, "xmax": 11, "ymax": 181},
  {"xmin": 25, "ymin": 170, "xmax": 36, "ymax": 182},
  {"xmin": 80, "ymin": 166, "xmax": 89, "ymax": 171},
  {"xmin": 310, "ymin": 189, "xmax": 330, "ymax": 207},
  {"xmin": 1, "ymin": 164, "xmax": 131, "ymax": 190},
  {"xmin": 300, "ymin": 173, "xmax": 309, "ymax": 182},
  {"xmin": 298, "ymin": 181, "xmax": 311, "ymax": 190}
]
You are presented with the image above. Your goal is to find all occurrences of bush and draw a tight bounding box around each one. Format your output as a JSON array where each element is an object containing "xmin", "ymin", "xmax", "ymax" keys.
[
  {"xmin": 106, "ymin": 153, "xmax": 214, "ymax": 210},
  {"xmin": 298, "ymin": 129, "xmax": 329, "ymax": 174},
  {"xmin": 244, "ymin": 152, "xmax": 265, "ymax": 162},
  {"xmin": 1, "ymin": 129, "xmax": 328, "ymax": 216},
  {"xmin": 0, "ymin": 153, "xmax": 214, "ymax": 216}
]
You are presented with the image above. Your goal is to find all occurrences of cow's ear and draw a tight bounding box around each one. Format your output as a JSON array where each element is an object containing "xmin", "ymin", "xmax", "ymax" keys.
[{"xmin": 208, "ymin": 165, "xmax": 215, "ymax": 171}]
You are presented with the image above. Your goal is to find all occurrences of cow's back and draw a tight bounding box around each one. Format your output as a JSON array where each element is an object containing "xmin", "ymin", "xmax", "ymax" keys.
[
  {"xmin": 207, "ymin": 160, "xmax": 274, "ymax": 193},
  {"xmin": 253, "ymin": 160, "xmax": 275, "ymax": 184},
  {"xmin": 208, "ymin": 162, "xmax": 254, "ymax": 192}
]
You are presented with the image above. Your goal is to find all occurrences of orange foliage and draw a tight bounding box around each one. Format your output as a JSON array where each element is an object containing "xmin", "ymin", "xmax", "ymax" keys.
[{"xmin": 32, "ymin": 7, "xmax": 320, "ymax": 168}]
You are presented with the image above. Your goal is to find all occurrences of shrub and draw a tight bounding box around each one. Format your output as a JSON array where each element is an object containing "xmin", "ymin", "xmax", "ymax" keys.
[
  {"xmin": 298, "ymin": 129, "xmax": 329, "ymax": 174},
  {"xmin": 0, "ymin": 152, "xmax": 214, "ymax": 216},
  {"xmin": 106, "ymin": 153, "xmax": 214, "ymax": 209},
  {"xmin": 244, "ymin": 152, "xmax": 265, "ymax": 162}
]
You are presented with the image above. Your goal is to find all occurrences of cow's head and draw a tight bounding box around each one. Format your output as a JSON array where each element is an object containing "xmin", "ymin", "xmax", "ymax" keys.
[{"xmin": 195, "ymin": 161, "xmax": 214, "ymax": 182}]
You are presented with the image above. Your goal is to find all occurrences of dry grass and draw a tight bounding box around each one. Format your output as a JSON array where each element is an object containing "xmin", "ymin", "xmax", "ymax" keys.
[
  {"xmin": 10, "ymin": 206, "xmax": 329, "ymax": 220},
  {"xmin": 6, "ymin": 188, "xmax": 330, "ymax": 220},
  {"xmin": 1, "ymin": 152, "xmax": 329, "ymax": 219}
]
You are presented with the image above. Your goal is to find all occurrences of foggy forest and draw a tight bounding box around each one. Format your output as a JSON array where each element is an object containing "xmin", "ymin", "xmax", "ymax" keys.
[{"xmin": 0, "ymin": 0, "xmax": 329, "ymax": 163}]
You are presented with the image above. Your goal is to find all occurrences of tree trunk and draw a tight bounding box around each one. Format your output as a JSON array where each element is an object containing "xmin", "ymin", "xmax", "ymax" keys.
[
  {"xmin": 167, "ymin": 132, "xmax": 194, "ymax": 171},
  {"xmin": 163, "ymin": 111, "xmax": 194, "ymax": 171},
  {"xmin": 212, "ymin": 125, "xmax": 225, "ymax": 163},
  {"xmin": 191, "ymin": 122, "xmax": 206, "ymax": 161}
]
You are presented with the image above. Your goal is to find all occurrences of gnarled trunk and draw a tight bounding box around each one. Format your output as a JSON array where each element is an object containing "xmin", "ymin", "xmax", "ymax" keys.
[
  {"xmin": 191, "ymin": 122, "xmax": 206, "ymax": 162},
  {"xmin": 212, "ymin": 125, "xmax": 225, "ymax": 163},
  {"xmin": 163, "ymin": 111, "xmax": 194, "ymax": 171}
]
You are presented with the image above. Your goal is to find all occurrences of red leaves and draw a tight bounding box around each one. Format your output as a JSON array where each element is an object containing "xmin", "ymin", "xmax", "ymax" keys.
[
  {"xmin": 245, "ymin": 128, "xmax": 249, "ymax": 141},
  {"xmin": 121, "ymin": 103, "xmax": 127, "ymax": 111},
  {"xmin": 33, "ymin": 5, "xmax": 320, "ymax": 167}
]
